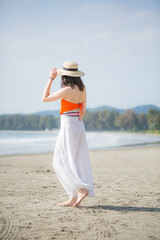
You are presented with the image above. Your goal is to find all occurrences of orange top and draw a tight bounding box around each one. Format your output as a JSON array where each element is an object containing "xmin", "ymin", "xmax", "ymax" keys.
[{"xmin": 60, "ymin": 98, "xmax": 84, "ymax": 121}]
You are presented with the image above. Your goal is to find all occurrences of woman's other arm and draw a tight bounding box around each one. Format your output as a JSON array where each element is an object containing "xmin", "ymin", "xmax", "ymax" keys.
[{"xmin": 81, "ymin": 90, "xmax": 87, "ymax": 119}]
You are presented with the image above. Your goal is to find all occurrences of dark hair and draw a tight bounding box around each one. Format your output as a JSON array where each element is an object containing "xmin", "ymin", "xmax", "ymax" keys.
[{"xmin": 61, "ymin": 75, "xmax": 85, "ymax": 91}]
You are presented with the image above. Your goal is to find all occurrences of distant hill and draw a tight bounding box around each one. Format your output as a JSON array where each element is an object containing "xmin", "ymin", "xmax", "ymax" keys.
[
  {"xmin": 34, "ymin": 104, "xmax": 160, "ymax": 117},
  {"xmin": 86, "ymin": 105, "xmax": 124, "ymax": 113},
  {"xmin": 132, "ymin": 105, "xmax": 160, "ymax": 114}
]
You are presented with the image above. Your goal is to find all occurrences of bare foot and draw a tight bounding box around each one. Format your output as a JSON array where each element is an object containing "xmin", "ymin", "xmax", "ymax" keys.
[
  {"xmin": 57, "ymin": 197, "xmax": 77, "ymax": 207},
  {"xmin": 73, "ymin": 188, "xmax": 88, "ymax": 207}
]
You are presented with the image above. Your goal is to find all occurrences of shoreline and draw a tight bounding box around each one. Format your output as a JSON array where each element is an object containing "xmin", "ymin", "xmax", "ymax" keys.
[{"xmin": 1, "ymin": 142, "xmax": 160, "ymax": 158}]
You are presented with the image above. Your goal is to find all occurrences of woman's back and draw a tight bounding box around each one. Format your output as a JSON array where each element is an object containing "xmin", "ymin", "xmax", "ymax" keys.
[{"xmin": 63, "ymin": 84, "xmax": 86, "ymax": 104}]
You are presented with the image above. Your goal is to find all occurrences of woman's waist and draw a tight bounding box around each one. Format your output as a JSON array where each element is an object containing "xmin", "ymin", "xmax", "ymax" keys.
[
  {"xmin": 61, "ymin": 109, "xmax": 80, "ymax": 116},
  {"xmin": 60, "ymin": 113, "xmax": 83, "ymax": 122}
]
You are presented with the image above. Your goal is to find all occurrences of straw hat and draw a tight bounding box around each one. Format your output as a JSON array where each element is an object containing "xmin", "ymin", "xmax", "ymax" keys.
[{"xmin": 57, "ymin": 61, "xmax": 85, "ymax": 77}]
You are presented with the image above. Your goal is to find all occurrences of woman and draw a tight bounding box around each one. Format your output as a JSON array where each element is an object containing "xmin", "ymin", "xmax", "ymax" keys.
[{"xmin": 42, "ymin": 61, "xmax": 95, "ymax": 207}]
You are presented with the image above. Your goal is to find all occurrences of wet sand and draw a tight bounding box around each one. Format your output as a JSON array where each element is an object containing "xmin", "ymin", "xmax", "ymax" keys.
[{"xmin": 0, "ymin": 145, "xmax": 160, "ymax": 240}]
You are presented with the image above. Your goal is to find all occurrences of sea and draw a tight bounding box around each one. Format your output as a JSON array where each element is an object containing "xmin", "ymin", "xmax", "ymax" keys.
[{"xmin": 0, "ymin": 130, "xmax": 160, "ymax": 156}]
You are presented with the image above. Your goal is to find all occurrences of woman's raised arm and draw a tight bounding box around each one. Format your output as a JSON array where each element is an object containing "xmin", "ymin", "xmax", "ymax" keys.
[{"xmin": 41, "ymin": 67, "xmax": 69, "ymax": 102}]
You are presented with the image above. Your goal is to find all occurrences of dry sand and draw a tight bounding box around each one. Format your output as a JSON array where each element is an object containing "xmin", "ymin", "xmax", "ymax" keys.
[{"xmin": 0, "ymin": 145, "xmax": 160, "ymax": 240}]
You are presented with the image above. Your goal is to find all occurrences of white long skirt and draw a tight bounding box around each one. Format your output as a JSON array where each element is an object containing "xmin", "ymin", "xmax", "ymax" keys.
[{"xmin": 53, "ymin": 114, "xmax": 95, "ymax": 197}]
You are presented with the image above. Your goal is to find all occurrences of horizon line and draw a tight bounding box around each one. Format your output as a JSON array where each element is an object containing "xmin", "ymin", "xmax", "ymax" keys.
[{"xmin": 0, "ymin": 103, "xmax": 160, "ymax": 115}]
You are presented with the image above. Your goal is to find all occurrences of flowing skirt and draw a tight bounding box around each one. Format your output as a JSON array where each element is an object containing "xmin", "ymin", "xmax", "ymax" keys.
[{"xmin": 53, "ymin": 114, "xmax": 95, "ymax": 197}]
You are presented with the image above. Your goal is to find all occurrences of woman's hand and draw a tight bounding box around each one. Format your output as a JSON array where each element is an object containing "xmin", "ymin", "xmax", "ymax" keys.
[{"xmin": 49, "ymin": 67, "xmax": 57, "ymax": 80}]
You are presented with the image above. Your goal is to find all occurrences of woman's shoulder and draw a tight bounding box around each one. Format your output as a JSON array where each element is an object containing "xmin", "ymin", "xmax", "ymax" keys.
[
  {"xmin": 65, "ymin": 85, "xmax": 86, "ymax": 92},
  {"xmin": 63, "ymin": 86, "xmax": 72, "ymax": 89},
  {"xmin": 62, "ymin": 86, "xmax": 73, "ymax": 92}
]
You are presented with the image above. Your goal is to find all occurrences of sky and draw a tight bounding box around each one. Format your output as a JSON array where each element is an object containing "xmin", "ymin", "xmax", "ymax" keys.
[{"xmin": 0, "ymin": 0, "xmax": 160, "ymax": 114}]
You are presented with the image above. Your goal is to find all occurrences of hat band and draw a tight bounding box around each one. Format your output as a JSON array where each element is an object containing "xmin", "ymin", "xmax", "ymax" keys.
[{"xmin": 63, "ymin": 67, "xmax": 78, "ymax": 71}]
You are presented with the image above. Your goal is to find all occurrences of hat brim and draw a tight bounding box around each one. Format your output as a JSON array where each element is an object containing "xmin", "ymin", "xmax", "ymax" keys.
[{"xmin": 57, "ymin": 69, "xmax": 85, "ymax": 77}]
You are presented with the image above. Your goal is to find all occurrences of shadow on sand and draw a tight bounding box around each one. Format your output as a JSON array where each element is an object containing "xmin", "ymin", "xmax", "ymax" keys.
[{"xmin": 79, "ymin": 205, "xmax": 160, "ymax": 212}]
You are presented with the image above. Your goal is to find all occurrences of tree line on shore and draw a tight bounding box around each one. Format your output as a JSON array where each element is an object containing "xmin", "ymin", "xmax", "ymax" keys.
[{"xmin": 0, "ymin": 108, "xmax": 159, "ymax": 132}]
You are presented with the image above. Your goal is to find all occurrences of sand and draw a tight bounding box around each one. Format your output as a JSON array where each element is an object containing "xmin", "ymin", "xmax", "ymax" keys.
[{"xmin": 0, "ymin": 145, "xmax": 160, "ymax": 240}]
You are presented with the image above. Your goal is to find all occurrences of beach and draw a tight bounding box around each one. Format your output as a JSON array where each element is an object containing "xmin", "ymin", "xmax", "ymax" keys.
[{"xmin": 0, "ymin": 145, "xmax": 160, "ymax": 240}]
